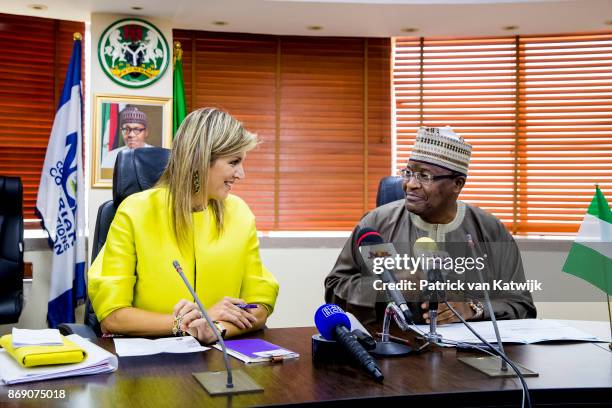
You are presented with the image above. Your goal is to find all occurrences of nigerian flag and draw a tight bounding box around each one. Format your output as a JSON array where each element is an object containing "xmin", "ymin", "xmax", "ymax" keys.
[
  {"xmin": 173, "ymin": 41, "xmax": 187, "ymax": 137},
  {"xmin": 563, "ymin": 186, "xmax": 612, "ymax": 295}
]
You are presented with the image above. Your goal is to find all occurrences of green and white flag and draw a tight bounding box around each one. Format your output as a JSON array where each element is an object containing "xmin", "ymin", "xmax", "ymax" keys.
[{"xmin": 563, "ymin": 186, "xmax": 612, "ymax": 295}]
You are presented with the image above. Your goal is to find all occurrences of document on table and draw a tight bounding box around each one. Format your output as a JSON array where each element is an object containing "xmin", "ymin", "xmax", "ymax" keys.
[
  {"xmin": 411, "ymin": 319, "xmax": 606, "ymax": 345},
  {"xmin": 11, "ymin": 328, "xmax": 63, "ymax": 347},
  {"xmin": 113, "ymin": 336, "xmax": 209, "ymax": 357},
  {"xmin": 0, "ymin": 334, "xmax": 118, "ymax": 385}
]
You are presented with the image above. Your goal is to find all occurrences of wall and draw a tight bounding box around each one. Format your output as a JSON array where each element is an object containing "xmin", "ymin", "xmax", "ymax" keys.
[{"xmin": 87, "ymin": 13, "xmax": 174, "ymax": 248}]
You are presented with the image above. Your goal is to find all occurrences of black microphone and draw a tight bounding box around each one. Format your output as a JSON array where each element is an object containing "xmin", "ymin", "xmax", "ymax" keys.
[
  {"xmin": 314, "ymin": 304, "xmax": 384, "ymax": 382},
  {"xmin": 355, "ymin": 228, "xmax": 414, "ymax": 324}
]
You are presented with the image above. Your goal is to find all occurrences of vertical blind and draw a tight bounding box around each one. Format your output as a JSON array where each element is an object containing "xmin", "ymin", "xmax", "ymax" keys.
[
  {"xmin": 174, "ymin": 30, "xmax": 391, "ymax": 231},
  {"xmin": 0, "ymin": 14, "xmax": 84, "ymax": 222},
  {"xmin": 394, "ymin": 32, "xmax": 612, "ymax": 235}
]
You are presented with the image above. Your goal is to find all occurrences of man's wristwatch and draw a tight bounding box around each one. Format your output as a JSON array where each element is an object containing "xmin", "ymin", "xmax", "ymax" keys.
[
  {"xmin": 468, "ymin": 300, "xmax": 485, "ymax": 321},
  {"xmin": 212, "ymin": 321, "xmax": 226, "ymax": 340}
]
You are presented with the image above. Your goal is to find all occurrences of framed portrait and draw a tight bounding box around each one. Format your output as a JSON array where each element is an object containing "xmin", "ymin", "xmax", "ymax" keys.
[{"xmin": 92, "ymin": 94, "xmax": 172, "ymax": 187}]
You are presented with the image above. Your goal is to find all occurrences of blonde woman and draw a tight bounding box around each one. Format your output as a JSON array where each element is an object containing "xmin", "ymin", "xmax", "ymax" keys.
[{"xmin": 88, "ymin": 108, "xmax": 279, "ymax": 343}]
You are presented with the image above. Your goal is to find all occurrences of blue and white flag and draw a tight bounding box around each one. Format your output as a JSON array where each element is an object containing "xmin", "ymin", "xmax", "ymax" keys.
[{"xmin": 36, "ymin": 37, "xmax": 86, "ymax": 328}]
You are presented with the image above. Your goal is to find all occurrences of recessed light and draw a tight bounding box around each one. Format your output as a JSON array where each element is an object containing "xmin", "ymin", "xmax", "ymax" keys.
[
  {"xmin": 307, "ymin": 25, "xmax": 323, "ymax": 31},
  {"xmin": 502, "ymin": 25, "xmax": 519, "ymax": 31},
  {"xmin": 401, "ymin": 27, "xmax": 418, "ymax": 33},
  {"xmin": 131, "ymin": 6, "xmax": 143, "ymax": 11},
  {"xmin": 213, "ymin": 21, "xmax": 228, "ymax": 26},
  {"xmin": 27, "ymin": 4, "xmax": 47, "ymax": 10}
]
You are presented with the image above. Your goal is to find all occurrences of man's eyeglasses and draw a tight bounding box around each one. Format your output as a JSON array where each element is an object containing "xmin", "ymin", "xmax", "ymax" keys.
[
  {"xmin": 400, "ymin": 168, "xmax": 458, "ymax": 185},
  {"xmin": 121, "ymin": 126, "xmax": 146, "ymax": 135}
]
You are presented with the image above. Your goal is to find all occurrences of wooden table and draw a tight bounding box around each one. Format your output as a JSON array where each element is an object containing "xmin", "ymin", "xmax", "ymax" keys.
[{"xmin": 1, "ymin": 325, "xmax": 611, "ymax": 407}]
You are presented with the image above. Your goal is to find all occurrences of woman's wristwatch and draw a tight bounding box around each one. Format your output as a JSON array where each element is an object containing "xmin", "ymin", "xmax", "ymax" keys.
[
  {"xmin": 468, "ymin": 300, "xmax": 485, "ymax": 321},
  {"xmin": 212, "ymin": 321, "xmax": 227, "ymax": 340}
]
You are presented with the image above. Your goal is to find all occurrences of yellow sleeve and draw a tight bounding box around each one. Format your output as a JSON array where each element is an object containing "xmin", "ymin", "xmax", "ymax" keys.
[
  {"xmin": 87, "ymin": 203, "xmax": 138, "ymax": 322},
  {"xmin": 239, "ymin": 218, "xmax": 279, "ymax": 314}
]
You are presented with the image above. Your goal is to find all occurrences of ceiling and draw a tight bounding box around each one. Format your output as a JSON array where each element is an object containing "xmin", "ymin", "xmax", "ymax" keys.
[{"xmin": 2, "ymin": 0, "xmax": 612, "ymax": 37}]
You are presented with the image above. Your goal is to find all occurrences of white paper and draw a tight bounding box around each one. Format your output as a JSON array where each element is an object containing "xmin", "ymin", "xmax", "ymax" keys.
[
  {"xmin": 411, "ymin": 319, "xmax": 605, "ymax": 345},
  {"xmin": 113, "ymin": 336, "xmax": 209, "ymax": 357},
  {"xmin": 11, "ymin": 328, "xmax": 63, "ymax": 347},
  {"xmin": 0, "ymin": 334, "xmax": 118, "ymax": 385}
]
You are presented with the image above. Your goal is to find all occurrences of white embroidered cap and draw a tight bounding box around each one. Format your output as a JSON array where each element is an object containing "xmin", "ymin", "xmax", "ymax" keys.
[{"xmin": 410, "ymin": 126, "xmax": 472, "ymax": 175}]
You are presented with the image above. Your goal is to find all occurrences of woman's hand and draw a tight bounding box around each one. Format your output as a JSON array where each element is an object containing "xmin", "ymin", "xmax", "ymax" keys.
[
  {"xmin": 207, "ymin": 297, "xmax": 258, "ymax": 329},
  {"xmin": 172, "ymin": 297, "xmax": 259, "ymax": 339},
  {"xmin": 172, "ymin": 299, "xmax": 216, "ymax": 343}
]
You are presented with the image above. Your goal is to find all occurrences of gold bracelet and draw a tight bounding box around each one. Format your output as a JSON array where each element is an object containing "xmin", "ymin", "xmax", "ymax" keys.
[{"xmin": 172, "ymin": 315, "xmax": 185, "ymax": 336}]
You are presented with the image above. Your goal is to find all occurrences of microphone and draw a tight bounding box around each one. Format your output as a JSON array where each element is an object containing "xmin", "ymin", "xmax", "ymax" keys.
[
  {"xmin": 413, "ymin": 237, "xmax": 447, "ymax": 312},
  {"xmin": 314, "ymin": 304, "xmax": 384, "ymax": 382},
  {"xmin": 172, "ymin": 260, "xmax": 262, "ymax": 395},
  {"xmin": 356, "ymin": 228, "xmax": 414, "ymax": 324}
]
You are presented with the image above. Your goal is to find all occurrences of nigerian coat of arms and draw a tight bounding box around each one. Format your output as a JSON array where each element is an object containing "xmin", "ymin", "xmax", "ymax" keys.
[{"xmin": 98, "ymin": 18, "xmax": 169, "ymax": 88}]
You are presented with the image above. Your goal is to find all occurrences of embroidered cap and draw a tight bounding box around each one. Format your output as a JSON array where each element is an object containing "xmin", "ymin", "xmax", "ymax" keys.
[
  {"xmin": 410, "ymin": 126, "xmax": 472, "ymax": 176},
  {"xmin": 120, "ymin": 105, "xmax": 148, "ymax": 128}
]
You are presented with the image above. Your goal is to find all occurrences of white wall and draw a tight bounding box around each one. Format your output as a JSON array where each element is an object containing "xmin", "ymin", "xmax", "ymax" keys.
[{"xmin": 86, "ymin": 13, "xmax": 174, "ymax": 249}]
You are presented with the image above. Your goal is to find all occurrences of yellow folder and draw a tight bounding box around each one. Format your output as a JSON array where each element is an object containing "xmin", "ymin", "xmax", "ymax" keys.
[{"xmin": 0, "ymin": 334, "xmax": 87, "ymax": 367}]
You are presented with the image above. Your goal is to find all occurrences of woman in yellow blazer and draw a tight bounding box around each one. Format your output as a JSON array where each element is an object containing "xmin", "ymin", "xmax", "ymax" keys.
[{"xmin": 88, "ymin": 108, "xmax": 279, "ymax": 343}]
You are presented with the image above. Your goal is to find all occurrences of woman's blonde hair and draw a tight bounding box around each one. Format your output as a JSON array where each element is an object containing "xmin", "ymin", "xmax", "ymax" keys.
[{"xmin": 157, "ymin": 107, "xmax": 258, "ymax": 247}]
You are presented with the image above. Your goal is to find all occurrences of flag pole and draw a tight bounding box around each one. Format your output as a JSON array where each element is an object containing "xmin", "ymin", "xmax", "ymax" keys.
[
  {"xmin": 607, "ymin": 293, "xmax": 612, "ymax": 350},
  {"xmin": 596, "ymin": 183, "xmax": 612, "ymax": 350}
]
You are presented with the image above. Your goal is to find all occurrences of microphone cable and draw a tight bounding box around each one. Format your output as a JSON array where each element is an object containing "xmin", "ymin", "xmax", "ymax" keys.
[{"xmin": 444, "ymin": 301, "xmax": 532, "ymax": 408}]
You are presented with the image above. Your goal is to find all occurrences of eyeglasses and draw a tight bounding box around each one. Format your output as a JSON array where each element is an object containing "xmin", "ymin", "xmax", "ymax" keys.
[
  {"xmin": 121, "ymin": 126, "xmax": 146, "ymax": 135},
  {"xmin": 400, "ymin": 168, "xmax": 458, "ymax": 185}
]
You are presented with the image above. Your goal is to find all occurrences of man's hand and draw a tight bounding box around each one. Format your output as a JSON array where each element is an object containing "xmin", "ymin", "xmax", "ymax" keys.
[{"xmin": 421, "ymin": 302, "xmax": 475, "ymax": 325}]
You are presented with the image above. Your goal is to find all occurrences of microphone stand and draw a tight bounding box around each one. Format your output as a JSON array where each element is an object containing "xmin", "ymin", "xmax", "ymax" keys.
[
  {"xmin": 371, "ymin": 302, "xmax": 412, "ymax": 357},
  {"xmin": 416, "ymin": 269, "xmax": 444, "ymax": 352},
  {"xmin": 173, "ymin": 261, "xmax": 263, "ymax": 395},
  {"xmin": 456, "ymin": 237, "xmax": 537, "ymax": 378}
]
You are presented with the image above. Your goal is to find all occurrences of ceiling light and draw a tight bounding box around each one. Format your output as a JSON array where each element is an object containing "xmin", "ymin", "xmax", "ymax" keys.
[
  {"xmin": 27, "ymin": 4, "xmax": 47, "ymax": 10},
  {"xmin": 307, "ymin": 25, "xmax": 323, "ymax": 31},
  {"xmin": 131, "ymin": 6, "xmax": 143, "ymax": 11},
  {"xmin": 213, "ymin": 21, "xmax": 228, "ymax": 26},
  {"xmin": 502, "ymin": 25, "xmax": 519, "ymax": 31},
  {"xmin": 401, "ymin": 27, "xmax": 418, "ymax": 33}
]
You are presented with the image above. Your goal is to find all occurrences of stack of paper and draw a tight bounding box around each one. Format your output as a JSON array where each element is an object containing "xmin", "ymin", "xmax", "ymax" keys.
[
  {"xmin": 113, "ymin": 336, "xmax": 209, "ymax": 357},
  {"xmin": 411, "ymin": 319, "xmax": 605, "ymax": 345},
  {"xmin": 0, "ymin": 334, "xmax": 118, "ymax": 385},
  {"xmin": 11, "ymin": 328, "xmax": 63, "ymax": 347}
]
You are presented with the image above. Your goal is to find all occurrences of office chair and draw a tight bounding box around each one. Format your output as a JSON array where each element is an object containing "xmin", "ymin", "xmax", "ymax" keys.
[
  {"xmin": 375, "ymin": 176, "xmax": 404, "ymax": 207},
  {"xmin": 58, "ymin": 147, "xmax": 171, "ymax": 338},
  {"xmin": 0, "ymin": 176, "xmax": 25, "ymax": 324}
]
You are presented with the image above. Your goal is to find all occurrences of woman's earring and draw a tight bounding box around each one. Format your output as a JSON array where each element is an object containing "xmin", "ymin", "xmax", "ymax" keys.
[{"xmin": 193, "ymin": 172, "xmax": 201, "ymax": 193}]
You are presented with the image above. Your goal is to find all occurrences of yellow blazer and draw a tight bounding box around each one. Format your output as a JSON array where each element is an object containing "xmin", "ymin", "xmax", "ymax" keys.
[{"xmin": 88, "ymin": 187, "xmax": 279, "ymax": 322}]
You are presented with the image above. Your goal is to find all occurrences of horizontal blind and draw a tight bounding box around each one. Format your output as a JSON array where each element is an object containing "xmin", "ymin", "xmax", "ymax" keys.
[
  {"xmin": 279, "ymin": 37, "xmax": 365, "ymax": 230},
  {"xmin": 0, "ymin": 14, "xmax": 84, "ymax": 221},
  {"xmin": 181, "ymin": 31, "xmax": 277, "ymax": 230},
  {"xmin": 518, "ymin": 33, "xmax": 612, "ymax": 234},
  {"xmin": 175, "ymin": 30, "xmax": 391, "ymax": 231},
  {"xmin": 366, "ymin": 39, "xmax": 393, "ymax": 212},
  {"xmin": 394, "ymin": 32, "xmax": 612, "ymax": 235}
]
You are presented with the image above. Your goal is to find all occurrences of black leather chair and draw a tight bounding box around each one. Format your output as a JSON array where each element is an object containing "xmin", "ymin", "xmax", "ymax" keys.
[
  {"xmin": 0, "ymin": 176, "xmax": 24, "ymax": 324},
  {"xmin": 58, "ymin": 147, "xmax": 171, "ymax": 338},
  {"xmin": 375, "ymin": 176, "xmax": 404, "ymax": 207}
]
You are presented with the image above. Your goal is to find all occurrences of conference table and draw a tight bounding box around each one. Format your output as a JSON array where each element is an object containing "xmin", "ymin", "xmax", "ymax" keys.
[{"xmin": 1, "ymin": 321, "xmax": 611, "ymax": 407}]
